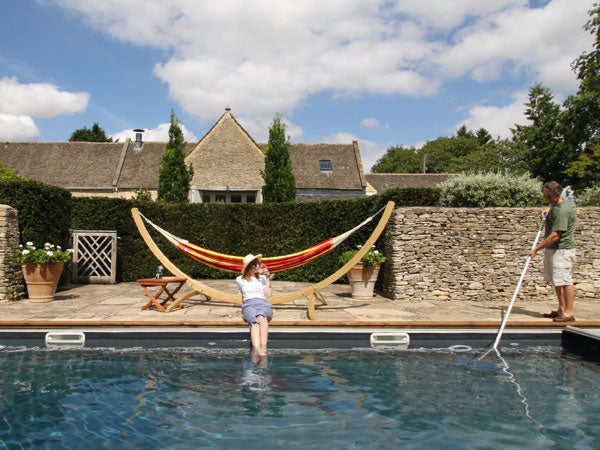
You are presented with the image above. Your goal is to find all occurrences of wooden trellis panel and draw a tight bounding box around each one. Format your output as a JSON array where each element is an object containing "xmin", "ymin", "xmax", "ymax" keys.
[{"xmin": 71, "ymin": 230, "xmax": 117, "ymax": 283}]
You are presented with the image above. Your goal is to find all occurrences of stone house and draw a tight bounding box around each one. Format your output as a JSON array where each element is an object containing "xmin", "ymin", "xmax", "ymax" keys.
[{"xmin": 0, "ymin": 108, "xmax": 367, "ymax": 203}]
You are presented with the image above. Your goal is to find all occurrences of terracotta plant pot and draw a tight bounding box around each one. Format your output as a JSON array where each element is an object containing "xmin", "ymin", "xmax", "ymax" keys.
[
  {"xmin": 21, "ymin": 261, "xmax": 65, "ymax": 302},
  {"xmin": 347, "ymin": 262, "xmax": 380, "ymax": 300}
]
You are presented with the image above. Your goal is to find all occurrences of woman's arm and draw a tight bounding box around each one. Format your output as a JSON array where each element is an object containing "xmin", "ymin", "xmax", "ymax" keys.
[{"xmin": 261, "ymin": 274, "xmax": 272, "ymax": 298}]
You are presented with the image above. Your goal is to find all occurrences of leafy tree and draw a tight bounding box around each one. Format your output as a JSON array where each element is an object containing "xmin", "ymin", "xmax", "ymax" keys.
[
  {"xmin": 261, "ymin": 113, "xmax": 296, "ymax": 202},
  {"xmin": 69, "ymin": 123, "xmax": 112, "ymax": 142},
  {"xmin": 372, "ymin": 134, "xmax": 527, "ymax": 174},
  {"xmin": 371, "ymin": 145, "xmax": 422, "ymax": 173},
  {"xmin": 419, "ymin": 136, "xmax": 479, "ymax": 173},
  {"xmin": 511, "ymin": 83, "xmax": 576, "ymax": 184},
  {"xmin": 157, "ymin": 110, "xmax": 194, "ymax": 203},
  {"xmin": 0, "ymin": 162, "xmax": 25, "ymax": 181},
  {"xmin": 562, "ymin": 3, "xmax": 600, "ymax": 187}
]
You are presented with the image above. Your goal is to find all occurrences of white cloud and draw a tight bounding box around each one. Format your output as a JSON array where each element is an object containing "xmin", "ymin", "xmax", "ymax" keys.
[
  {"xmin": 360, "ymin": 117, "xmax": 390, "ymax": 130},
  {"xmin": 433, "ymin": 0, "xmax": 593, "ymax": 94},
  {"xmin": 51, "ymin": 0, "xmax": 441, "ymax": 125},
  {"xmin": 0, "ymin": 77, "xmax": 89, "ymax": 142},
  {"xmin": 360, "ymin": 118, "xmax": 380, "ymax": 128},
  {"xmin": 0, "ymin": 77, "xmax": 89, "ymax": 118},
  {"xmin": 456, "ymin": 90, "xmax": 529, "ymax": 139},
  {"xmin": 50, "ymin": 0, "xmax": 594, "ymax": 136},
  {"xmin": 320, "ymin": 131, "xmax": 385, "ymax": 172},
  {"xmin": 110, "ymin": 122, "xmax": 198, "ymax": 142},
  {"xmin": 0, "ymin": 114, "xmax": 40, "ymax": 141},
  {"xmin": 393, "ymin": 0, "xmax": 527, "ymax": 31}
]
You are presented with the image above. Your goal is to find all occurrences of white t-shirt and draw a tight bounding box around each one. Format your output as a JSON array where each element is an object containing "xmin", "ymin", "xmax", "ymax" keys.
[{"xmin": 236, "ymin": 275, "xmax": 268, "ymax": 301}]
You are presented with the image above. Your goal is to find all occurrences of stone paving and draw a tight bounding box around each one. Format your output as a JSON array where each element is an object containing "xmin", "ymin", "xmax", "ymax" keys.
[{"xmin": 0, "ymin": 279, "xmax": 598, "ymax": 327}]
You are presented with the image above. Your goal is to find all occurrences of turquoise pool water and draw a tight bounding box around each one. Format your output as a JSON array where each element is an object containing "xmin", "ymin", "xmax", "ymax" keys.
[{"xmin": 1, "ymin": 346, "xmax": 599, "ymax": 449}]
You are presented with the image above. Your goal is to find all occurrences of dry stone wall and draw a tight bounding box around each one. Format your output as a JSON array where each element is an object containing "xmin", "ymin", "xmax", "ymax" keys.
[
  {"xmin": 0, "ymin": 205, "xmax": 25, "ymax": 302},
  {"xmin": 383, "ymin": 207, "xmax": 600, "ymax": 302}
]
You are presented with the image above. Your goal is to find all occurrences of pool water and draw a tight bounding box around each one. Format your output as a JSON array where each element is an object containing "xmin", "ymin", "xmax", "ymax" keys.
[{"xmin": 1, "ymin": 346, "xmax": 599, "ymax": 449}]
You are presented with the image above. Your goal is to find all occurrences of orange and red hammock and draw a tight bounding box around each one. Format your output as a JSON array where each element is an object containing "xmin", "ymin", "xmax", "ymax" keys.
[{"xmin": 138, "ymin": 206, "xmax": 385, "ymax": 273}]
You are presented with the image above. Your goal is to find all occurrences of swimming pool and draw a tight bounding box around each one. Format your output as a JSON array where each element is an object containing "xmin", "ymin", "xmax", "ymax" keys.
[{"xmin": 1, "ymin": 340, "xmax": 599, "ymax": 449}]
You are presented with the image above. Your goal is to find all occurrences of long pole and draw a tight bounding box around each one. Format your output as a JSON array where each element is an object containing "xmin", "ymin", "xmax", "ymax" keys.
[{"xmin": 492, "ymin": 215, "xmax": 547, "ymax": 350}]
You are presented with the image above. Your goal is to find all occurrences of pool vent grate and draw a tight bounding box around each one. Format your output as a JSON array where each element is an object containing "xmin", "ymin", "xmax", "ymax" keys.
[
  {"xmin": 448, "ymin": 344, "xmax": 472, "ymax": 352},
  {"xmin": 45, "ymin": 331, "xmax": 85, "ymax": 348},
  {"xmin": 370, "ymin": 332, "xmax": 409, "ymax": 349}
]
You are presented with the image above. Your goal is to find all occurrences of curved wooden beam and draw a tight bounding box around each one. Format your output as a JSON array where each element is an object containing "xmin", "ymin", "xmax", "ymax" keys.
[{"xmin": 131, "ymin": 201, "xmax": 395, "ymax": 317}]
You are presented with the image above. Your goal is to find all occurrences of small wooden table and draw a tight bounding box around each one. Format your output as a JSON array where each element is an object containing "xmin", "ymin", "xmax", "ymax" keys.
[{"xmin": 137, "ymin": 277, "xmax": 188, "ymax": 312}]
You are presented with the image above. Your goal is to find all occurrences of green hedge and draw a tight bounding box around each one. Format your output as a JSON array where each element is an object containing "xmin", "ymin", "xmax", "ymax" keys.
[
  {"xmin": 0, "ymin": 180, "xmax": 72, "ymax": 248},
  {"xmin": 71, "ymin": 188, "xmax": 439, "ymax": 282}
]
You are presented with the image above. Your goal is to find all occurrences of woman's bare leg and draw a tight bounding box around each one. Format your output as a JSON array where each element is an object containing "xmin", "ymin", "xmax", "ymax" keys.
[
  {"xmin": 250, "ymin": 323, "xmax": 261, "ymax": 352},
  {"xmin": 258, "ymin": 315, "xmax": 269, "ymax": 355}
]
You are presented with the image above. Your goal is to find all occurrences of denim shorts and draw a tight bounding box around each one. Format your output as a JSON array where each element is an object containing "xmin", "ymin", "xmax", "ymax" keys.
[
  {"xmin": 242, "ymin": 298, "xmax": 273, "ymax": 329},
  {"xmin": 544, "ymin": 248, "xmax": 576, "ymax": 286}
]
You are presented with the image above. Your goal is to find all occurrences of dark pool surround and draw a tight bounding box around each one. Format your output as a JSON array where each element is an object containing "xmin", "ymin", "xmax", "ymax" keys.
[{"xmin": 0, "ymin": 328, "xmax": 570, "ymax": 351}]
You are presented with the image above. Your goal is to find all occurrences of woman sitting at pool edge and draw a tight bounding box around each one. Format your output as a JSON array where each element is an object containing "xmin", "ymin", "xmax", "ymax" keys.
[{"xmin": 236, "ymin": 254, "xmax": 273, "ymax": 356}]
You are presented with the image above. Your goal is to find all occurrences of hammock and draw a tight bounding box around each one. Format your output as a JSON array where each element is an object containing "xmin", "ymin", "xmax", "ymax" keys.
[{"xmin": 137, "ymin": 205, "xmax": 387, "ymax": 273}]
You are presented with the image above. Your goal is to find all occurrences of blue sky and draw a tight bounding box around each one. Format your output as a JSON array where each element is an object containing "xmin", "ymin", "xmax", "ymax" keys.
[{"xmin": 0, "ymin": 0, "xmax": 595, "ymax": 171}]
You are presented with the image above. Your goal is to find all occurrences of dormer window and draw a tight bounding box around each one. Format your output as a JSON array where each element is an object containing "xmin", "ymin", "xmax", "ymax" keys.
[{"xmin": 320, "ymin": 160, "xmax": 332, "ymax": 172}]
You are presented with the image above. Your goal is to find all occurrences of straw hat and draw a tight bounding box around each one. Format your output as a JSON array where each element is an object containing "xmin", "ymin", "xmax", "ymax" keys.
[{"xmin": 242, "ymin": 253, "xmax": 262, "ymax": 274}]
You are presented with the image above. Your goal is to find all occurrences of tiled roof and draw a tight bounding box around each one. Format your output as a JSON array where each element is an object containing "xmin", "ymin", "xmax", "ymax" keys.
[
  {"xmin": 117, "ymin": 141, "xmax": 195, "ymax": 189},
  {"xmin": 185, "ymin": 109, "xmax": 265, "ymax": 189},
  {"xmin": 259, "ymin": 142, "xmax": 366, "ymax": 190},
  {"xmin": 0, "ymin": 110, "xmax": 366, "ymax": 193},
  {"xmin": 0, "ymin": 141, "xmax": 125, "ymax": 188},
  {"xmin": 365, "ymin": 173, "xmax": 458, "ymax": 192}
]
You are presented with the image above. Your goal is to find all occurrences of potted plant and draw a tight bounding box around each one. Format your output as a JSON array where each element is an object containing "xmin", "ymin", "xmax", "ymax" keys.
[
  {"xmin": 12, "ymin": 242, "xmax": 73, "ymax": 302},
  {"xmin": 339, "ymin": 245, "xmax": 386, "ymax": 300}
]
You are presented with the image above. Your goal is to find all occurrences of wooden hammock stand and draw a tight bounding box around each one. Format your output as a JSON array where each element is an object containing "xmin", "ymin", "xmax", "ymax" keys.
[{"xmin": 131, "ymin": 200, "xmax": 395, "ymax": 320}]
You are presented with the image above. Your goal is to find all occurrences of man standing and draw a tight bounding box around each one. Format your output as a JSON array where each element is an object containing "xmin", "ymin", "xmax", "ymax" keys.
[{"xmin": 528, "ymin": 181, "xmax": 577, "ymax": 322}]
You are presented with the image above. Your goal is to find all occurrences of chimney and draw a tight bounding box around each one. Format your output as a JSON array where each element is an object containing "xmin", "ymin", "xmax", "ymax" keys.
[{"xmin": 133, "ymin": 129, "xmax": 144, "ymax": 149}]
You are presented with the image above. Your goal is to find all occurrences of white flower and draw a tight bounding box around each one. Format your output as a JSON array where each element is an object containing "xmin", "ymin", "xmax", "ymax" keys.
[
  {"xmin": 22, "ymin": 249, "xmax": 30, "ymax": 255},
  {"xmin": 357, "ymin": 245, "xmax": 362, "ymax": 249},
  {"xmin": 374, "ymin": 250, "xmax": 379, "ymax": 254},
  {"xmin": 46, "ymin": 251, "xmax": 53, "ymax": 256},
  {"xmin": 67, "ymin": 249, "xmax": 74, "ymax": 253},
  {"xmin": 19, "ymin": 244, "xmax": 23, "ymax": 248},
  {"xmin": 44, "ymin": 242, "xmax": 51, "ymax": 248},
  {"xmin": 56, "ymin": 245, "xmax": 61, "ymax": 250},
  {"xmin": 26, "ymin": 241, "xmax": 33, "ymax": 246}
]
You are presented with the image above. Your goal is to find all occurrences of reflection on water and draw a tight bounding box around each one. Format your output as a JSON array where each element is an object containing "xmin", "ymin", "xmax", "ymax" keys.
[{"xmin": 0, "ymin": 347, "xmax": 599, "ymax": 449}]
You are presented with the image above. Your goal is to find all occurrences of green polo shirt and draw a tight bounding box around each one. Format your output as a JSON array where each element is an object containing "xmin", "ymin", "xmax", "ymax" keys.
[{"xmin": 545, "ymin": 200, "xmax": 576, "ymax": 249}]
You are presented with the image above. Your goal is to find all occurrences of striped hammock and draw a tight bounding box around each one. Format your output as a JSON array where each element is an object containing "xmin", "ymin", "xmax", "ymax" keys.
[{"xmin": 138, "ymin": 206, "xmax": 386, "ymax": 273}]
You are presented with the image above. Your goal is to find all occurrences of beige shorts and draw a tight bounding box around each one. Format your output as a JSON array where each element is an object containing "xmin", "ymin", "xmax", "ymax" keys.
[{"xmin": 543, "ymin": 248, "xmax": 576, "ymax": 286}]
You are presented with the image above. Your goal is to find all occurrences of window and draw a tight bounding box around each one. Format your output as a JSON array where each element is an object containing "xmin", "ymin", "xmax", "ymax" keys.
[
  {"xmin": 197, "ymin": 190, "xmax": 260, "ymax": 204},
  {"xmin": 320, "ymin": 160, "xmax": 332, "ymax": 172}
]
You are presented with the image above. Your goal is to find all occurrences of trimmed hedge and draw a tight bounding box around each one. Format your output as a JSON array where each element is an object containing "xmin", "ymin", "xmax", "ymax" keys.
[
  {"xmin": 71, "ymin": 188, "xmax": 440, "ymax": 282},
  {"xmin": 0, "ymin": 180, "xmax": 71, "ymax": 249}
]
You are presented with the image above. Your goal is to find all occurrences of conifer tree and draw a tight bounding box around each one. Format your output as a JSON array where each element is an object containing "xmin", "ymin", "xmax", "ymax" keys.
[
  {"xmin": 261, "ymin": 114, "xmax": 296, "ymax": 202},
  {"xmin": 157, "ymin": 110, "xmax": 194, "ymax": 203}
]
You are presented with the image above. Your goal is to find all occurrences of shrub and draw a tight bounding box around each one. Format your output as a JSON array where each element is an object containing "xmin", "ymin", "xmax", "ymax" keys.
[
  {"xmin": 339, "ymin": 245, "xmax": 386, "ymax": 268},
  {"xmin": 577, "ymin": 185, "xmax": 600, "ymax": 206},
  {"xmin": 439, "ymin": 173, "xmax": 544, "ymax": 207},
  {"xmin": 13, "ymin": 242, "xmax": 73, "ymax": 263},
  {"xmin": 0, "ymin": 180, "xmax": 72, "ymax": 248},
  {"xmin": 0, "ymin": 163, "xmax": 25, "ymax": 181}
]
